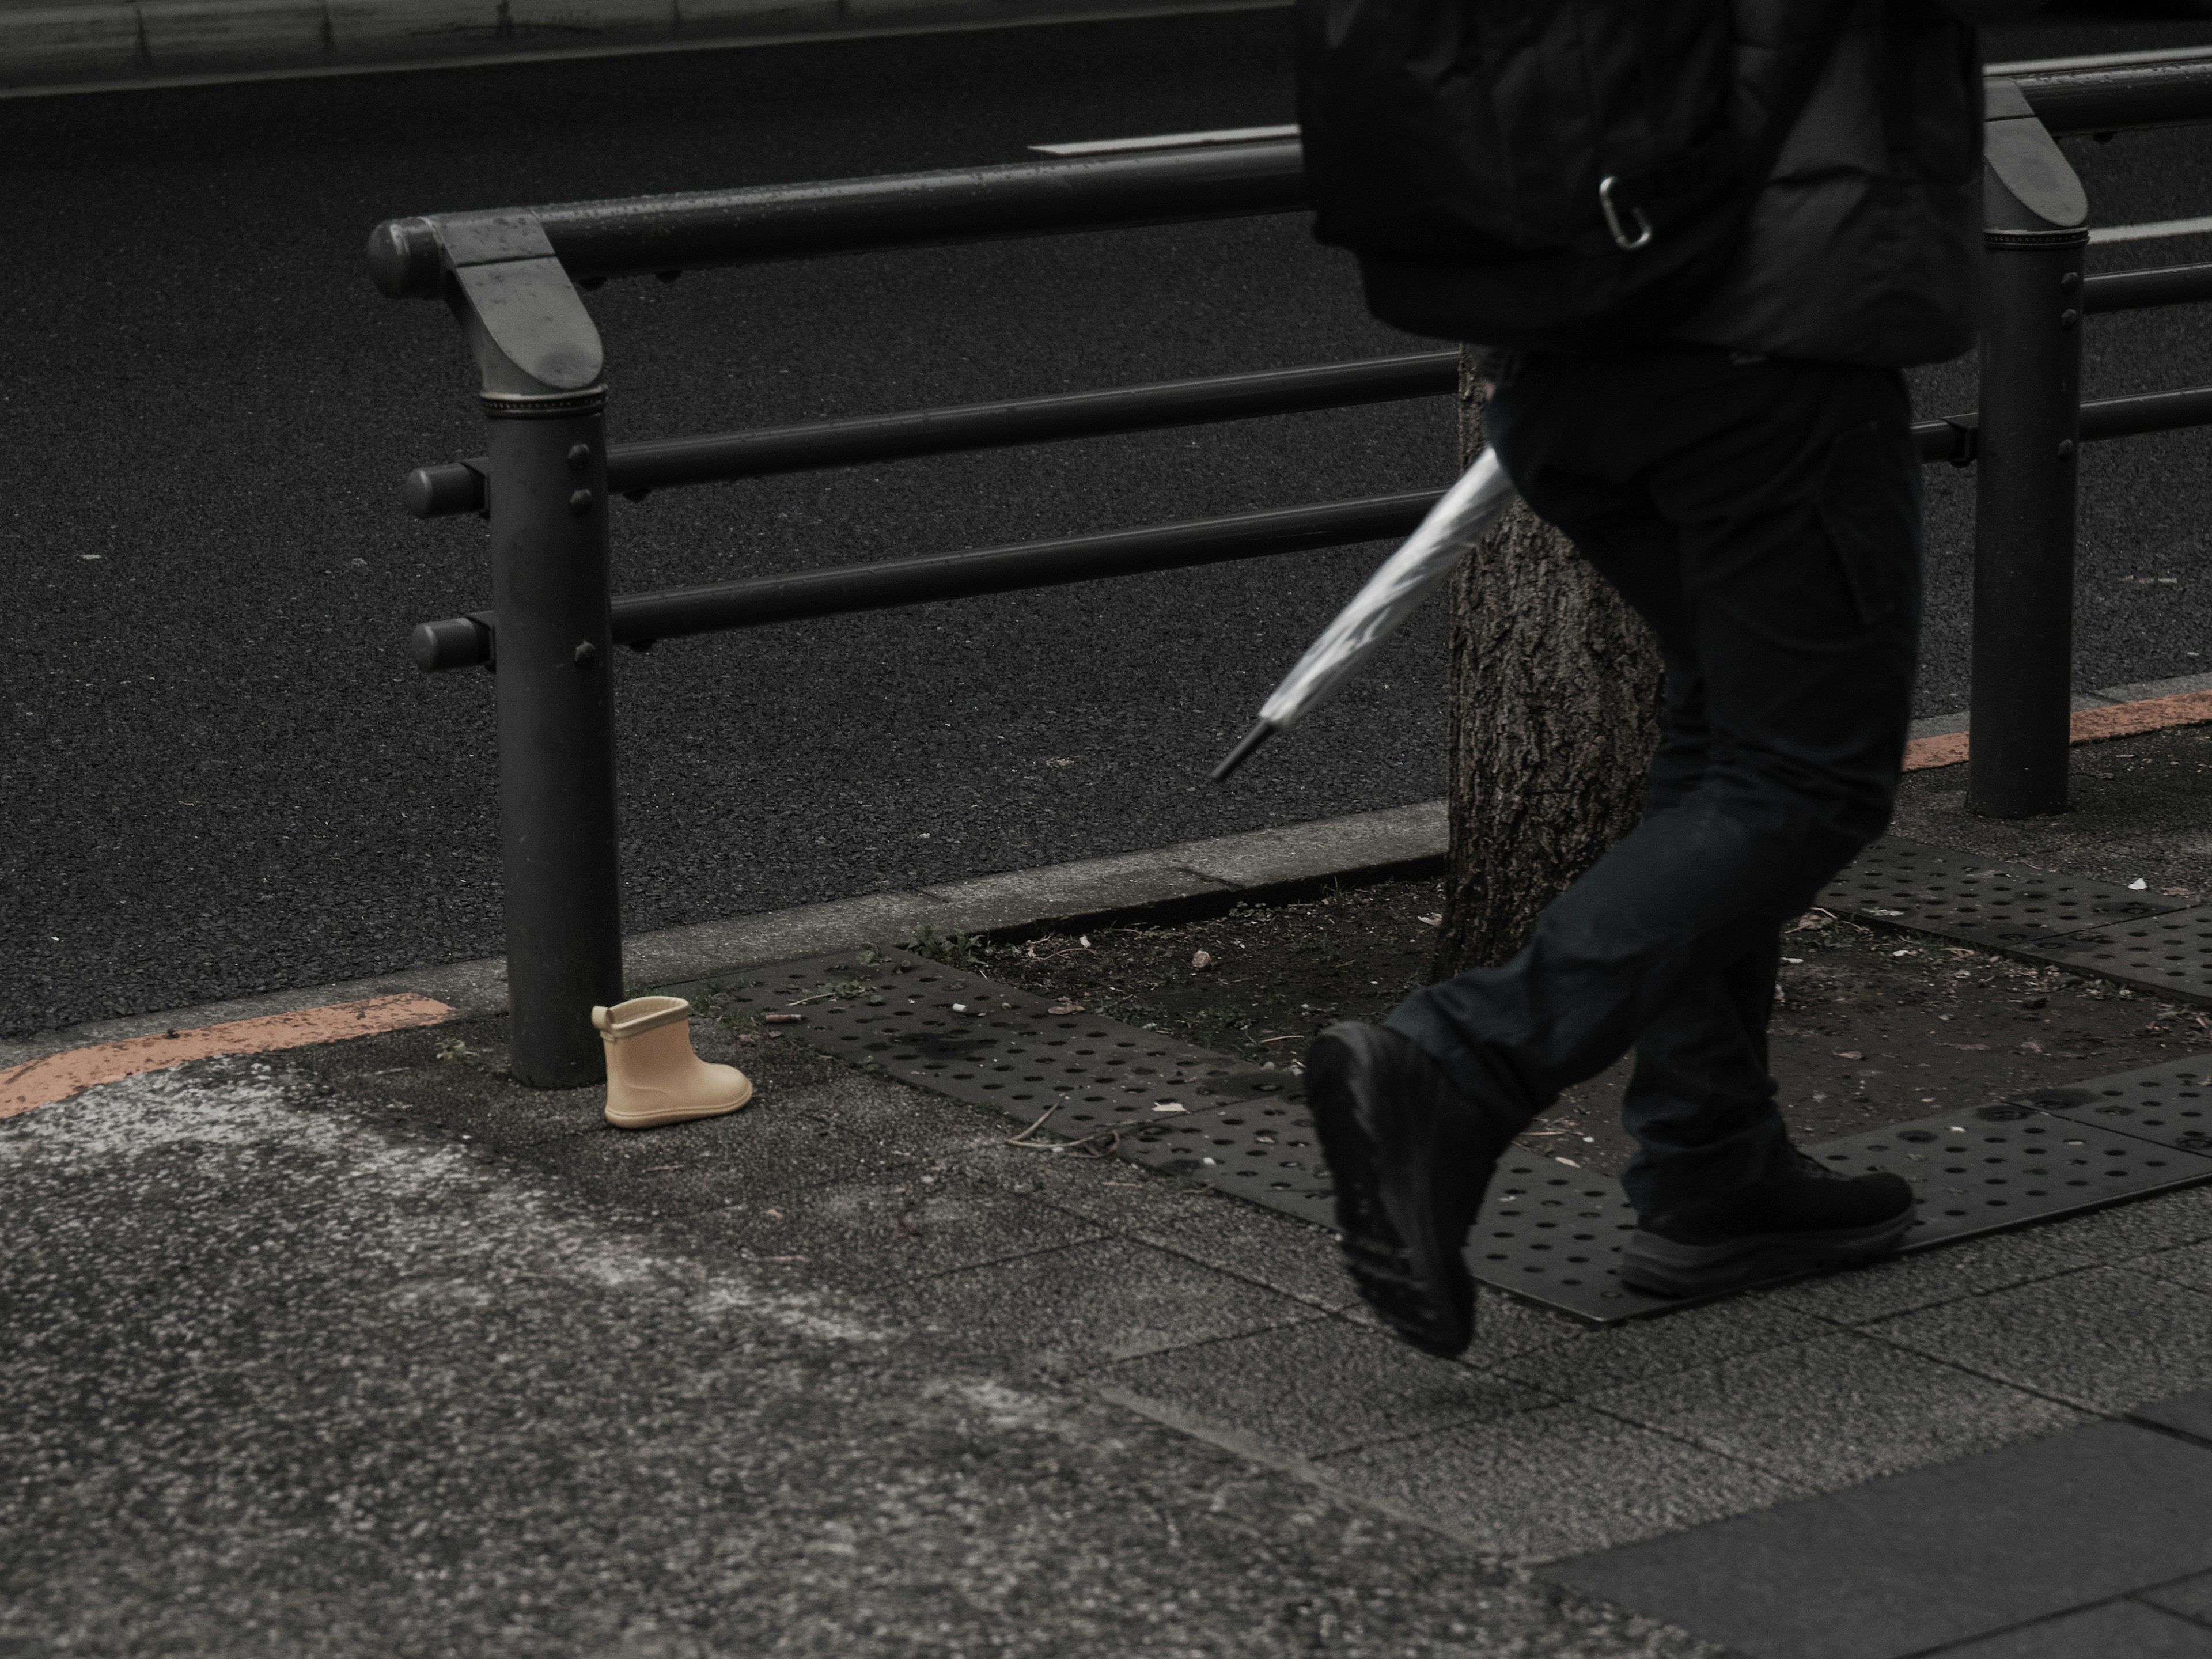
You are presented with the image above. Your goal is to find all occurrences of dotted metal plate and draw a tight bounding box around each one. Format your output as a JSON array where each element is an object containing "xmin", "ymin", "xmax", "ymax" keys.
[
  {"xmin": 717, "ymin": 952, "xmax": 2212, "ymax": 1326},
  {"xmin": 2001, "ymin": 1056, "xmax": 2212, "ymax": 1153},
  {"xmin": 702, "ymin": 950, "xmax": 1305, "ymax": 1143},
  {"xmin": 1816, "ymin": 836, "xmax": 2180, "ymax": 947},
  {"xmin": 1112, "ymin": 1098, "xmax": 1338, "ymax": 1230},
  {"xmin": 1457, "ymin": 1101, "xmax": 2212, "ymax": 1323},
  {"xmin": 2025, "ymin": 907, "xmax": 2212, "ymax": 1004}
]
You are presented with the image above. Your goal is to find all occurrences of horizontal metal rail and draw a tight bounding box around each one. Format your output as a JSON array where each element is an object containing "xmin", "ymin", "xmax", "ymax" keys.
[
  {"xmin": 368, "ymin": 140, "xmax": 1308, "ymax": 299},
  {"xmin": 2084, "ymin": 261, "xmax": 2212, "ymax": 313},
  {"xmin": 366, "ymin": 64, "xmax": 2212, "ymax": 300},
  {"xmin": 411, "ymin": 490, "xmax": 1442, "ymax": 671},
  {"xmin": 401, "ymin": 258, "xmax": 2212, "ymax": 515},
  {"xmin": 2012, "ymin": 59, "xmax": 2212, "ymax": 138},
  {"xmin": 402, "ymin": 350, "xmax": 1461, "ymax": 518},
  {"xmin": 414, "ymin": 381, "xmax": 2212, "ymax": 672}
]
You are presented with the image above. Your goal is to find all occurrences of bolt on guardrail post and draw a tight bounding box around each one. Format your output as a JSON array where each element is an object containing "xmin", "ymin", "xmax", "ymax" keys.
[
  {"xmin": 1970, "ymin": 81, "xmax": 2088, "ymax": 820},
  {"xmin": 434, "ymin": 212, "xmax": 624, "ymax": 1086}
]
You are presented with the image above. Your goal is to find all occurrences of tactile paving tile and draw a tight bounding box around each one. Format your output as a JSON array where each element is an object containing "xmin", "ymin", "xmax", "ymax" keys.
[
  {"xmin": 2000, "ymin": 1056, "xmax": 2212, "ymax": 1153},
  {"xmin": 1816, "ymin": 836, "xmax": 2181, "ymax": 947},
  {"xmin": 718, "ymin": 952, "xmax": 2212, "ymax": 1326},
  {"xmin": 1810, "ymin": 1103, "xmax": 2212, "ymax": 1245},
  {"xmin": 1468, "ymin": 1153, "xmax": 1675, "ymax": 1320},
  {"xmin": 703, "ymin": 950, "xmax": 1304, "ymax": 1144},
  {"xmin": 1457, "ymin": 1103, "xmax": 2212, "ymax": 1324},
  {"xmin": 1113, "ymin": 1097, "xmax": 1338, "ymax": 1230},
  {"xmin": 2025, "ymin": 907, "xmax": 2212, "ymax": 1004}
]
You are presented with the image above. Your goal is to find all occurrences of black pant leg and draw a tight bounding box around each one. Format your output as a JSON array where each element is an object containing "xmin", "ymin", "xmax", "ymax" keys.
[{"xmin": 1383, "ymin": 350, "xmax": 1919, "ymax": 1185}]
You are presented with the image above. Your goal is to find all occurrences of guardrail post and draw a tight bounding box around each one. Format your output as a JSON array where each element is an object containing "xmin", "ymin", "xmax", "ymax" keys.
[
  {"xmin": 434, "ymin": 213, "xmax": 624, "ymax": 1086},
  {"xmin": 1970, "ymin": 80, "xmax": 2089, "ymax": 819}
]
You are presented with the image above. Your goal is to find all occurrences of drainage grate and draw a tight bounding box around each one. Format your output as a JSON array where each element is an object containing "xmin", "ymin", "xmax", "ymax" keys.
[
  {"xmin": 1816, "ymin": 837, "xmax": 2181, "ymax": 948},
  {"xmin": 2002, "ymin": 1056, "xmax": 2212, "ymax": 1153},
  {"xmin": 2025, "ymin": 907, "xmax": 2212, "ymax": 1003},
  {"xmin": 717, "ymin": 951, "xmax": 2212, "ymax": 1326}
]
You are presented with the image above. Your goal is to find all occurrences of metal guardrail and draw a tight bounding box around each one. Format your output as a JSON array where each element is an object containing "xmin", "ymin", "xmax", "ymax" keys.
[{"xmin": 372, "ymin": 59, "xmax": 2212, "ymax": 1086}]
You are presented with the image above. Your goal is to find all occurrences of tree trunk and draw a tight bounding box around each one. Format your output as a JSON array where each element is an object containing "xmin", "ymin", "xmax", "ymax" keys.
[{"xmin": 1432, "ymin": 347, "xmax": 1666, "ymax": 979}]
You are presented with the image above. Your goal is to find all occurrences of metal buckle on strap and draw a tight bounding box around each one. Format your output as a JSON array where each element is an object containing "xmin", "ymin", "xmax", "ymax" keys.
[{"xmin": 1599, "ymin": 176, "xmax": 1656, "ymax": 251}]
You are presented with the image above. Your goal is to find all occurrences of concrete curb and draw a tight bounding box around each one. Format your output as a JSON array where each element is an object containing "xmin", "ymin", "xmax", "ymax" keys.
[
  {"xmin": 0, "ymin": 0, "xmax": 1281, "ymax": 95},
  {"xmin": 0, "ymin": 799, "xmax": 1445, "ymax": 1069}
]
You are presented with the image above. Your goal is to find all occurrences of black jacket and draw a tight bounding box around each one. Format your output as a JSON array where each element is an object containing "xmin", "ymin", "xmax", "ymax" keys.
[{"xmin": 1671, "ymin": 0, "xmax": 1985, "ymax": 366}]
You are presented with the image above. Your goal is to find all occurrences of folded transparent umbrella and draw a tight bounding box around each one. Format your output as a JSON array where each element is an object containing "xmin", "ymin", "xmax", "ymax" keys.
[{"xmin": 1211, "ymin": 449, "xmax": 1519, "ymax": 782}]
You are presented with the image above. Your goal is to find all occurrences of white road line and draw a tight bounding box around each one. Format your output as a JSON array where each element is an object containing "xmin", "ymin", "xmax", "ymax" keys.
[{"xmin": 1030, "ymin": 123, "xmax": 1297, "ymax": 156}]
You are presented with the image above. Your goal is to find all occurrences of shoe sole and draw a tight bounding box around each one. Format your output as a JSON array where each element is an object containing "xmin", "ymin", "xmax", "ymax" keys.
[
  {"xmin": 605, "ymin": 1077, "xmax": 755, "ymax": 1131},
  {"xmin": 1618, "ymin": 1206, "xmax": 1916, "ymax": 1298},
  {"xmin": 1307, "ymin": 1027, "xmax": 1480, "ymax": 1359}
]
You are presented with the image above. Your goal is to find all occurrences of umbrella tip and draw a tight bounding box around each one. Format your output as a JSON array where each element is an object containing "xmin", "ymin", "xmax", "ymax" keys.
[{"xmin": 1209, "ymin": 720, "xmax": 1276, "ymax": 785}]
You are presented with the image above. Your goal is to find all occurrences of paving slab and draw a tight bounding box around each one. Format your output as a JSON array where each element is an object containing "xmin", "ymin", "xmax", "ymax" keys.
[
  {"xmin": 1926, "ymin": 1601, "xmax": 2212, "ymax": 1658},
  {"xmin": 1099, "ymin": 1317, "xmax": 1548, "ymax": 1460},
  {"xmin": 5, "ymin": 1062, "xmax": 1719, "ymax": 1659},
  {"xmin": 1586, "ymin": 1330, "xmax": 2089, "ymax": 1490},
  {"xmin": 671, "ymin": 1168, "xmax": 1113, "ymax": 1287},
  {"xmin": 1771, "ymin": 1184, "xmax": 2212, "ymax": 1323},
  {"xmin": 1551, "ymin": 1421, "xmax": 2212, "ymax": 1659},
  {"xmin": 895, "ymin": 1234, "xmax": 1324, "ymax": 1374},
  {"xmin": 2129, "ymin": 1385, "xmax": 2212, "ymax": 1446},
  {"xmin": 996, "ymin": 1156, "xmax": 1371, "ymax": 1317},
  {"xmin": 2132, "ymin": 1233, "xmax": 2212, "ymax": 1295},
  {"xmin": 2144, "ymin": 1568, "xmax": 2212, "ymax": 1627},
  {"xmin": 1482, "ymin": 1297, "xmax": 1832, "ymax": 1398},
  {"xmin": 1870, "ymin": 1263, "xmax": 2212, "ymax": 1412},
  {"xmin": 1314, "ymin": 1402, "xmax": 1796, "ymax": 1564}
]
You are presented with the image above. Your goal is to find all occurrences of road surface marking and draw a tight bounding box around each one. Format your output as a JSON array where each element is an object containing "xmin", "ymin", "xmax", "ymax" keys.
[{"xmin": 0, "ymin": 994, "xmax": 454, "ymax": 1118}]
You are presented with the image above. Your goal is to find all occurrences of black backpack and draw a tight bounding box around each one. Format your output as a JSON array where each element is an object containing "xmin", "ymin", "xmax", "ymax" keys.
[{"xmin": 1297, "ymin": 0, "xmax": 1858, "ymax": 350}]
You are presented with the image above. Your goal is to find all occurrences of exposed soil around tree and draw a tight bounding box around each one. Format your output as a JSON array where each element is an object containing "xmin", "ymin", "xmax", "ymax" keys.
[{"xmin": 937, "ymin": 880, "xmax": 2212, "ymax": 1181}]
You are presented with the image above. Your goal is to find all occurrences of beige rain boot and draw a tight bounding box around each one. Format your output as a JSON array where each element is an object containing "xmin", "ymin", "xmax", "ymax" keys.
[{"xmin": 593, "ymin": 996, "xmax": 754, "ymax": 1130}]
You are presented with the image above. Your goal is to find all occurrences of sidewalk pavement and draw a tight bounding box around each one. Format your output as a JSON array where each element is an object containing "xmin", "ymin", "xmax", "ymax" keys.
[{"xmin": 9, "ymin": 694, "xmax": 2212, "ymax": 1656}]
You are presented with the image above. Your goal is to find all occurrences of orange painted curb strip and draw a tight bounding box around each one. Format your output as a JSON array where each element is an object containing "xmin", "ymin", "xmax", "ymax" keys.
[
  {"xmin": 0, "ymin": 993, "xmax": 455, "ymax": 1118},
  {"xmin": 1903, "ymin": 687, "xmax": 2212, "ymax": 773}
]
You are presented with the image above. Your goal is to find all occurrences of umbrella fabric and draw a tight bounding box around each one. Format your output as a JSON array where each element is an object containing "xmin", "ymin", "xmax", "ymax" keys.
[{"xmin": 1212, "ymin": 448, "xmax": 1519, "ymax": 781}]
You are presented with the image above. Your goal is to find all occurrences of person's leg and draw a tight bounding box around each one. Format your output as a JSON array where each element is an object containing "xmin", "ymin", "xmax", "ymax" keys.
[
  {"xmin": 1310, "ymin": 347, "xmax": 1923, "ymax": 1350},
  {"xmin": 1483, "ymin": 481, "xmax": 1796, "ymax": 1218},
  {"xmin": 1384, "ymin": 349, "xmax": 1921, "ymax": 1126}
]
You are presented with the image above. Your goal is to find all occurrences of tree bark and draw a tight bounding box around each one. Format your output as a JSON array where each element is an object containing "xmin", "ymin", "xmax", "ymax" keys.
[{"xmin": 1432, "ymin": 347, "xmax": 1666, "ymax": 979}]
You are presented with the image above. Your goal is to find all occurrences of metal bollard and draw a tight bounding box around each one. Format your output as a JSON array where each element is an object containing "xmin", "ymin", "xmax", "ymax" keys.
[
  {"xmin": 435, "ymin": 213, "xmax": 625, "ymax": 1085},
  {"xmin": 1969, "ymin": 81, "xmax": 2088, "ymax": 820}
]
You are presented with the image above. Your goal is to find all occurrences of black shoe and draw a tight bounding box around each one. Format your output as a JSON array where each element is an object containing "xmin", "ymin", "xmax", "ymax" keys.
[
  {"xmin": 1305, "ymin": 1021, "xmax": 1516, "ymax": 1358},
  {"xmin": 1618, "ymin": 1151, "xmax": 1917, "ymax": 1298}
]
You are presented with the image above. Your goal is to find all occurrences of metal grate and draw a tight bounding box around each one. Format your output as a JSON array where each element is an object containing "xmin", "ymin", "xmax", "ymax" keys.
[
  {"xmin": 1113, "ymin": 1098, "xmax": 1338, "ymax": 1230},
  {"xmin": 1468, "ymin": 1154, "xmax": 1675, "ymax": 1320},
  {"xmin": 1810, "ymin": 1105, "xmax": 2212, "ymax": 1245},
  {"xmin": 704, "ymin": 950, "xmax": 1304, "ymax": 1141},
  {"xmin": 1816, "ymin": 836, "xmax": 2181, "ymax": 948},
  {"xmin": 718, "ymin": 951, "xmax": 2212, "ymax": 1325},
  {"xmin": 1453, "ymin": 1104, "xmax": 2212, "ymax": 1323},
  {"xmin": 2002, "ymin": 1056, "xmax": 2212, "ymax": 1154},
  {"xmin": 2026, "ymin": 907, "xmax": 2212, "ymax": 1003}
]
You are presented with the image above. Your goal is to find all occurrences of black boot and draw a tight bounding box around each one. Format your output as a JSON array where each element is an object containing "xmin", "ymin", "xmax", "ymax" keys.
[
  {"xmin": 1619, "ymin": 1150, "xmax": 1916, "ymax": 1298},
  {"xmin": 1305, "ymin": 1022, "xmax": 1520, "ymax": 1358}
]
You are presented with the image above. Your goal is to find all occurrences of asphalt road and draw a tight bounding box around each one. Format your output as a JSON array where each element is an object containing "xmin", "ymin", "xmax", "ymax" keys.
[{"xmin": 6, "ymin": 8, "xmax": 2212, "ymax": 1039}]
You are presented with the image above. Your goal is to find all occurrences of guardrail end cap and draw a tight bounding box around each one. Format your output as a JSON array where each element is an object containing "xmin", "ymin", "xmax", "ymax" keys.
[{"xmin": 366, "ymin": 217, "xmax": 444, "ymax": 300}]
